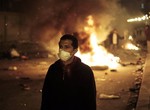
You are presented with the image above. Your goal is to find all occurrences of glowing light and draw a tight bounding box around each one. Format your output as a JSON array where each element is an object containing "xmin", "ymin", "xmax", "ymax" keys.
[
  {"xmin": 76, "ymin": 15, "xmax": 120, "ymax": 69},
  {"xmin": 76, "ymin": 16, "xmax": 120, "ymax": 69},
  {"xmin": 124, "ymin": 35, "xmax": 139, "ymax": 50},
  {"xmin": 127, "ymin": 14, "xmax": 149, "ymax": 22},
  {"xmin": 87, "ymin": 15, "xmax": 94, "ymax": 26},
  {"xmin": 76, "ymin": 34, "xmax": 120, "ymax": 68},
  {"xmin": 128, "ymin": 35, "xmax": 133, "ymax": 41},
  {"xmin": 125, "ymin": 43, "xmax": 139, "ymax": 50}
]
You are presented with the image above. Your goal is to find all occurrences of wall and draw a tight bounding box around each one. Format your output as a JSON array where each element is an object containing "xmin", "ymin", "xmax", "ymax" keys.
[{"xmin": 0, "ymin": 12, "xmax": 30, "ymax": 42}]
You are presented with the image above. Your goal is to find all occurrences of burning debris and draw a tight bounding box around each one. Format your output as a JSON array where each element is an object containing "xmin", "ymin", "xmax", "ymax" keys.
[
  {"xmin": 13, "ymin": 0, "xmax": 141, "ymax": 65},
  {"xmin": 122, "ymin": 35, "xmax": 140, "ymax": 51},
  {"xmin": 74, "ymin": 15, "xmax": 120, "ymax": 69},
  {"xmin": 73, "ymin": 14, "xmax": 144, "ymax": 71}
]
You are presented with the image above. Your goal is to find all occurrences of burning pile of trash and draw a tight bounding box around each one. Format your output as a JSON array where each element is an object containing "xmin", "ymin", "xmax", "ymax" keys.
[{"xmin": 71, "ymin": 15, "xmax": 146, "ymax": 72}]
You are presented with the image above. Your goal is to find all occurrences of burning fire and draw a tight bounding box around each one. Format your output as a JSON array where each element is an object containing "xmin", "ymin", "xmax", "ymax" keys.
[
  {"xmin": 125, "ymin": 43, "xmax": 139, "ymax": 50},
  {"xmin": 76, "ymin": 33, "xmax": 120, "ymax": 69},
  {"xmin": 124, "ymin": 35, "xmax": 139, "ymax": 50},
  {"xmin": 76, "ymin": 15, "xmax": 120, "ymax": 69}
]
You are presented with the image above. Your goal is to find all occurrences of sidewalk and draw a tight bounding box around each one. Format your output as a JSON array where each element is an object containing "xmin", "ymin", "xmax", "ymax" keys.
[{"xmin": 136, "ymin": 54, "xmax": 150, "ymax": 110}]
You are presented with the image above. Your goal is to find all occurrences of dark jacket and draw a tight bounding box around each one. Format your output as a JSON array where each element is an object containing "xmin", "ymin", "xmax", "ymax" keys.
[{"xmin": 41, "ymin": 57, "xmax": 96, "ymax": 110}]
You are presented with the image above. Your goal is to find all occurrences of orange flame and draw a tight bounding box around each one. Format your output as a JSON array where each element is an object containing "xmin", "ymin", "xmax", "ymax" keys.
[
  {"xmin": 76, "ymin": 15, "xmax": 120, "ymax": 69},
  {"xmin": 76, "ymin": 33, "xmax": 120, "ymax": 69},
  {"xmin": 124, "ymin": 36, "xmax": 139, "ymax": 50}
]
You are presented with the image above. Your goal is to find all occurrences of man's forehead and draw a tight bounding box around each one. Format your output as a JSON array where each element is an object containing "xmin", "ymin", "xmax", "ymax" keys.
[{"xmin": 60, "ymin": 40, "xmax": 72, "ymax": 45}]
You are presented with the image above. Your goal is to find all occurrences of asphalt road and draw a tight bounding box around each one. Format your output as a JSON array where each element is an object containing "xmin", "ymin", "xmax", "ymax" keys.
[{"xmin": 0, "ymin": 55, "xmax": 145, "ymax": 110}]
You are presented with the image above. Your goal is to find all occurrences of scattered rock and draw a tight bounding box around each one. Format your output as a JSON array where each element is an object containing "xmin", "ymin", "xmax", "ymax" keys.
[
  {"xmin": 110, "ymin": 69, "xmax": 117, "ymax": 72},
  {"xmin": 19, "ymin": 84, "xmax": 30, "ymax": 91}
]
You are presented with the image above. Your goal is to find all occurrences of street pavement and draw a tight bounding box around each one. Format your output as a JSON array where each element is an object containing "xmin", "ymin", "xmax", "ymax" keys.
[
  {"xmin": 136, "ymin": 53, "xmax": 150, "ymax": 110},
  {"xmin": 0, "ymin": 50, "xmax": 147, "ymax": 110}
]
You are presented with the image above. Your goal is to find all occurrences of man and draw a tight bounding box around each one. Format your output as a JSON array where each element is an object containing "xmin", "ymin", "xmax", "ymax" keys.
[
  {"xmin": 40, "ymin": 34, "xmax": 96, "ymax": 110},
  {"xmin": 107, "ymin": 29, "xmax": 123, "ymax": 52}
]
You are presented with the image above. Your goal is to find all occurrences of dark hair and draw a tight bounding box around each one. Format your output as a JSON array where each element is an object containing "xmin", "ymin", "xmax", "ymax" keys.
[{"xmin": 59, "ymin": 34, "xmax": 78, "ymax": 49}]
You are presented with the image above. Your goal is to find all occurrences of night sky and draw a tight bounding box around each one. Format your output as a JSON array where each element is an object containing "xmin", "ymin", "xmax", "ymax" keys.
[
  {"xmin": 0, "ymin": 0, "xmax": 142, "ymax": 16},
  {"xmin": 16, "ymin": 0, "xmax": 141, "ymax": 14}
]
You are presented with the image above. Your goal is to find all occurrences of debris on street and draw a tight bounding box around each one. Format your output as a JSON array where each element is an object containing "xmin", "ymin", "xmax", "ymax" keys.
[
  {"xmin": 8, "ymin": 66, "xmax": 17, "ymax": 71},
  {"xmin": 110, "ymin": 69, "xmax": 117, "ymax": 72},
  {"xmin": 126, "ymin": 60, "xmax": 143, "ymax": 110},
  {"xmin": 20, "ymin": 84, "xmax": 31, "ymax": 91},
  {"xmin": 91, "ymin": 65, "xmax": 109, "ymax": 70},
  {"xmin": 99, "ymin": 93, "xmax": 120, "ymax": 99}
]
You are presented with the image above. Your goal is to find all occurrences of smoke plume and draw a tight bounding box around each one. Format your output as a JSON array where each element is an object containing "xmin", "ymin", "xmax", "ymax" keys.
[{"xmin": 20, "ymin": 0, "xmax": 142, "ymax": 53}]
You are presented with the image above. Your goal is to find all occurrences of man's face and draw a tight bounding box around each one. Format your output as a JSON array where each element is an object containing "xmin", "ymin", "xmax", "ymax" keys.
[{"xmin": 59, "ymin": 39, "xmax": 74, "ymax": 53}]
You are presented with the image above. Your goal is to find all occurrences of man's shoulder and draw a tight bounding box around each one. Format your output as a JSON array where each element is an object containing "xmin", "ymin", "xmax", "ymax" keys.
[
  {"xmin": 75, "ymin": 58, "xmax": 92, "ymax": 72},
  {"xmin": 75, "ymin": 56, "xmax": 90, "ymax": 66},
  {"xmin": 49, "ymin": 59, "xmax": 61, "ymax": 68}
]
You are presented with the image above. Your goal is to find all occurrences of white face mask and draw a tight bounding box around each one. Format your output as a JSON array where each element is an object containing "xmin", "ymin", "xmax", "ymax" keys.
[{"xmin": 58, "ymin": 49, "xmax": 72, "ymax": 61}]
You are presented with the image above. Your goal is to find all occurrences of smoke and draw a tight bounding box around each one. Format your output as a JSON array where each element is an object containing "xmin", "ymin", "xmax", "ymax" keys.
[{"xmin": 20, "ymin": 0, "xmax": 141, "ymax": 53}]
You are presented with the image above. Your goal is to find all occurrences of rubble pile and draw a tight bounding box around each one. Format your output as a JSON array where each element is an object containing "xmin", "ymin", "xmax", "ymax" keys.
[
  {"xmin": 126, "ymin": 58, "xmax": 144, "ymax": 110},
  {"xmin": 113, "ymin": 48, "xmax": 146, "ymax": 110}
]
